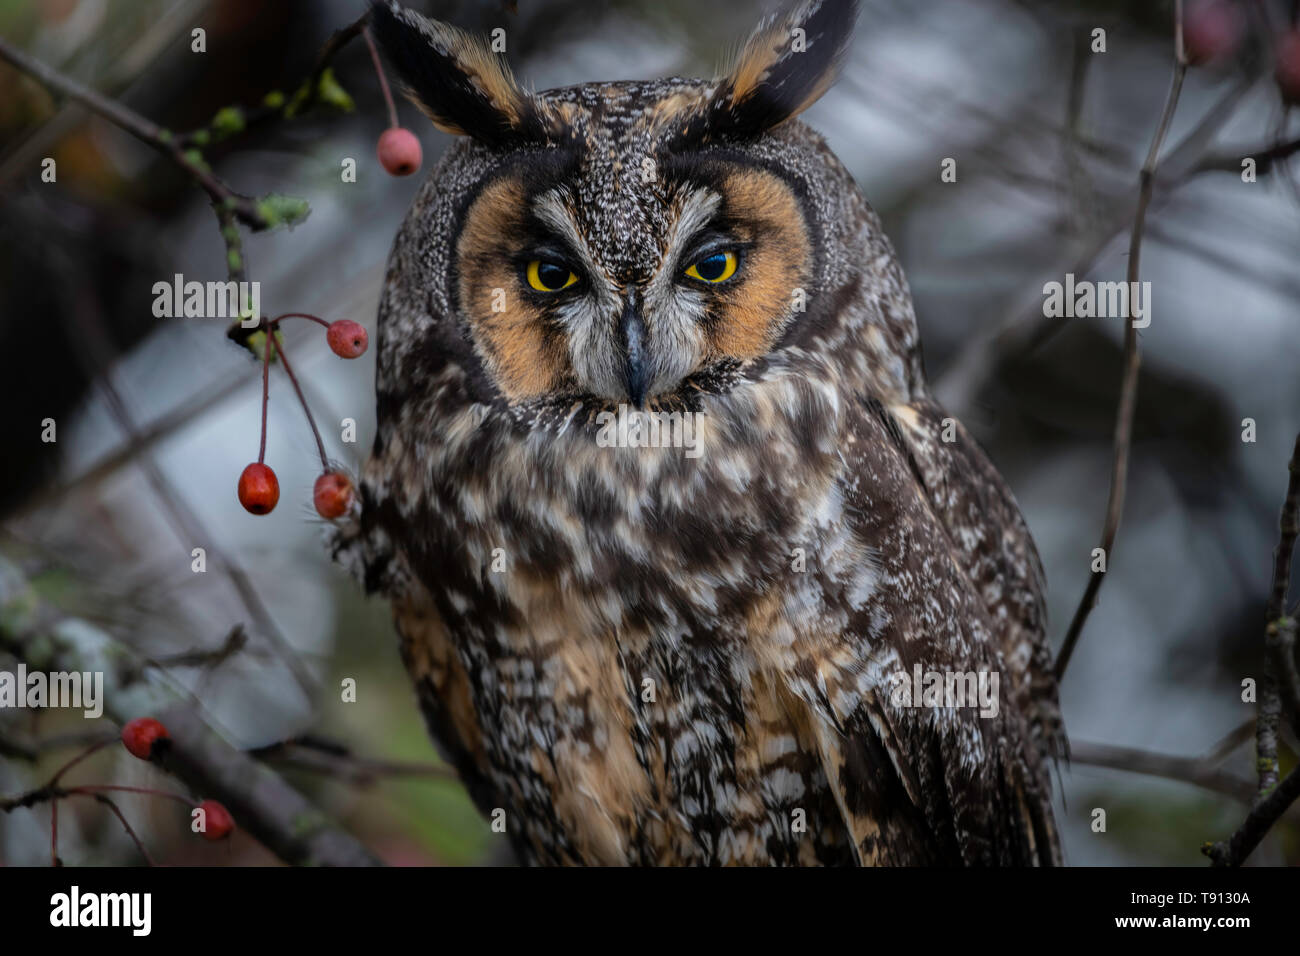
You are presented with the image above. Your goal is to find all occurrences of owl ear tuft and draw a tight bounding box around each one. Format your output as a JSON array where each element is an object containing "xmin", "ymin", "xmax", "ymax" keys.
[
  {"xmin": 368, "ymin": 2, "xmax": 552, "ymax": 148},
  {"xmin": 708, "ymin": 0, "xmax": 858, "ymax": 138}
]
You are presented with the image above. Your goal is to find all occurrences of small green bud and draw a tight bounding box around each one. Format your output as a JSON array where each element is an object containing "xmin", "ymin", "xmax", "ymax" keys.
[
  {"xmin": 211, "ymin": 105, "xmax": 246, "ymax": 139},
  {"xmin": 317, "ymin": 68, "xmax": 355, "ymax": 112},
  {"xmin": 181, "ymin": 148, "xmax": 210, "ymax": 173},
  {"xmin": 254, "ymin": 193, "xmax": 311, "ymax": 231}
]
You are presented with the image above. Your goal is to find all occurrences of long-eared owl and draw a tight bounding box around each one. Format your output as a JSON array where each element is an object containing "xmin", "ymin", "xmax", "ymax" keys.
[{"xmin": 334, "ymin": 0, "xmax": 1066, "ymax": 865}]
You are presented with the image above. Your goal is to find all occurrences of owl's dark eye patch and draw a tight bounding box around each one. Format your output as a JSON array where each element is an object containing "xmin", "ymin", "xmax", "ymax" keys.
[{"xmin": 657, "ymin": 164, "xmax": 813, "ymax": 360}]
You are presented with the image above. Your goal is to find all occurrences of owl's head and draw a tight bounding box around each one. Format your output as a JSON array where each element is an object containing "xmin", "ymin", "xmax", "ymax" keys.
[{"xmin": 371, "ymin": 0, "xmax": 879, "ymax": 414}]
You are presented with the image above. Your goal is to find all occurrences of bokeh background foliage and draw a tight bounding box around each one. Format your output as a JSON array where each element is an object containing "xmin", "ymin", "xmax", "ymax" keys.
[{"xmin": 1, "ymin": 0, "xmax": 1297, "ymax": 864}]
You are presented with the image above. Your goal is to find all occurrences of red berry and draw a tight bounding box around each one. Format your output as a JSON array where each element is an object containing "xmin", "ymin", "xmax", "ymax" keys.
[
  {"xmin": 377, "ymin": 126, "xmax": 422, "ymax": 176},
  {"xmin": 313, "ymin": 471, "xmax": 354, "ymax": 519},
  {"xmin": 121, "ymin": 717, "xmax": 169, "ymax": 760},
  {"xmin": 326, "ymin": 320, "xmax": 368, "ymax": 359},
  {"xmin": 1183, "ymin": 0, "xmax": 1242, "ymax": 66},
  {"xmin": 1278, "ymin": 31, "xmax": 1300, "ymax": 105},
  {"xmin": 237, "ymin": 462, "xmax": 279, "ymax": 515},
  {"xmin": 196, "ymin": 799, "xmax": 235, "ymax": 841}
]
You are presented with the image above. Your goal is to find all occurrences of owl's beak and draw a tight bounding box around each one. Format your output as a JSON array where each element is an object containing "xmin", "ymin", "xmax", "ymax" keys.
[{"xmin": 618, "ymin": 291, "xmax": 649, "ymax": 409}]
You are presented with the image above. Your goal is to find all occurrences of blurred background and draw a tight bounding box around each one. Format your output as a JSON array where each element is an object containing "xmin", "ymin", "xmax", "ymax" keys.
[{"xmin": 0, "ymin": 0, "xmax": 1297, "ymax": 866}]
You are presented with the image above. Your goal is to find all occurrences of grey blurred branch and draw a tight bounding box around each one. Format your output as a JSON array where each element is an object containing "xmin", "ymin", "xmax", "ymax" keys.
[
  {"xmin": 1070, "ymin": 740, "xmax": 1281, "ymax": 809},
  {"xmin": 1188, "ymin": 135, "xmax": 1300, "ymax": 175},
  {"xmin": 252, "ymin": 736, "xmax": 458, "ymax": 786},
  {"xmin": 154, "ymin": 707, "xmax": 383, "ymax": 866},
  {"xmin": 11, "ymin": 369, "xmax": 248, "ymax": 521},
  {"xmin": 934, "ymin": 71, "xmax": 1263, "ymax": 413},
  {"xmin": 1203, "ymin": 719, "xmax": 1258, "ymax": 765},
  {"xmin": 56, "ymin": 250, "xmax": 318, "ymax": 705},
  {"xmin": 0, "ymin": 556, "xmax": 382, "ymax": 867}
]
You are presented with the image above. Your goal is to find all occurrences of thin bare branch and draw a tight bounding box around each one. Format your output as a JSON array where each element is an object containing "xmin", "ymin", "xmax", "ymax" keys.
[
  {"xmin": 1205, "ymin": 764, "xmax": 1300, "ymax": 866},
  {"xmin": 0, "ymin": 561, "xmax": 382, "ymax": 867},
  {"xmin": 935, "ymin": 72, "xmax": 1261, "ymax": 412},
  {"xmin": 253, "ymin": 739, "xmax": 457, "ymax": 786},
  {"xmin": 0, "ymin": 35, "xmax": 266, "ymax": 229},
  {"xmin": 1071, "ymin": 739, "xmax": 1262, "ymax": 806},
  {"xmin": 1055, "ymin": 54, "xmax": 1189, "ymax": 680},
  {"xmin": 1187, "ymin": 136, "xmax": 1300, "ymax": 176},
  {"xmin": 53, "ymin": 268, "xmax": 319, "ymax": 704},
  {"xmin": 1256, "ymin": 432, "xmax": 1300, "ymax": 795},
  {"xmin": 81, "ymin": 793, "xmax": 157, "ymax": 867},
  {"xmin": 1202, "ymin": 719, "xmax": 1256, "ymax": 766}
]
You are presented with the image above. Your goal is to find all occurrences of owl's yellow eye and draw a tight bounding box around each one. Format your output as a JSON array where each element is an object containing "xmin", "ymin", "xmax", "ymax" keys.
[
  {"xmin": 526, "ymin": 259, "xmax": 578, "ymax": 292},
  {"xmin": 684, "ymin": 250, "xmax": 738, "ymax": 284}
]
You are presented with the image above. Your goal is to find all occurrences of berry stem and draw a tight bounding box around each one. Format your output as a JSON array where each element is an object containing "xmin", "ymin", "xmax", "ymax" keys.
[
  {"xmin": 259, "ymin": 322, "xmax": 272, "ymax": 464},
  {"xmin": 50, "ymin": 737, "xmax": 113, "ymax": 785},
  {"xmin": 273, "ymin": 334, "xmax": 331, "ymax": 472},
  {"xmin": 1175, "ymin": 0, "xmax": 1186, "ymax": 66},
  {"xmin": 69, "ymin": 784, "xmax": 196, "ymax": 808},
  {"xmin": 364, "ymin": 26, "xmax": 400, "ymax": 128},
  {"xmin": 272, "ymin": 312, "xmax": 331, "ymax": 330},
  {"xmin": 76, "ymin": 792, "xmax": 157, "ymax": 866}
]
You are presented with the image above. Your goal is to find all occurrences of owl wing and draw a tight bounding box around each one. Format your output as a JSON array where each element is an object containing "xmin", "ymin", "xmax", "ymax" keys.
[
  {"xmin": 791, "ymin": 391, "xmax": 1060, "ymax": 865},
  {"xmin": 889, "ymin": 394, "xmax": 1064, "ymax": 763}
]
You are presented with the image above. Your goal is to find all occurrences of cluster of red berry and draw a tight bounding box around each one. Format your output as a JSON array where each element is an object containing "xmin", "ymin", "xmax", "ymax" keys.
[
  {"xmin": 234, "ymin": 25, "xmax": 421, "ymax": 522},
  {"xmin": 120, "ymin": 718, "xmax": 235, "ymax": 842},
  {"xmin": 1184, "ymin": 0, "xmax": 1300, "ymax": 104},
  {"xmin": 235, "ymin": 316, "xmax": 371, "ymax": 520},
  {"xmin": 230, "ymin": 26, "xmax": 421, "ymax": 522}
]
